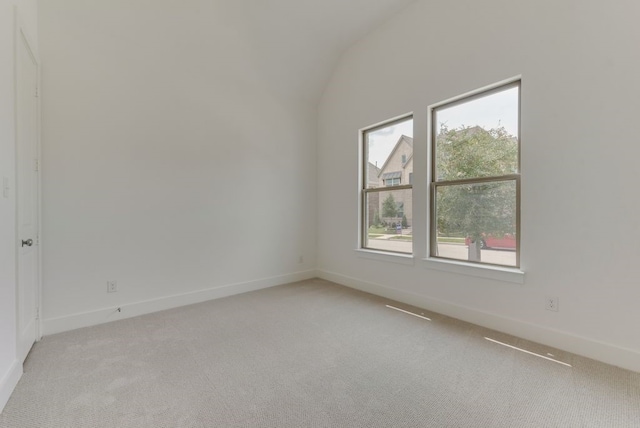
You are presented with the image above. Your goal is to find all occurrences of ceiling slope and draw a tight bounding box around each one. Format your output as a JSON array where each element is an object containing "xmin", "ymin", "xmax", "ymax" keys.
[{"xmin": 230, "ymin": 0, "xmax": 417, "ymax": 103}]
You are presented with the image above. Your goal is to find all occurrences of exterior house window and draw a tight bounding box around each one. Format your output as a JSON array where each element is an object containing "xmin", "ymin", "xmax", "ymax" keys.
[
  {"xmin": 430, "ymin": 81, "xmax": 520, "ymax": 267},
  {"xmin": 361, "ymin": 116, "xmax": 413, "ymax": 254},
  {"xmin": 385, "ymin": 178, "xmax": 400, "ymax": 186},
  {"xmin": 383, "ymin": 173, "xmax": 401, "ymax": 186}
]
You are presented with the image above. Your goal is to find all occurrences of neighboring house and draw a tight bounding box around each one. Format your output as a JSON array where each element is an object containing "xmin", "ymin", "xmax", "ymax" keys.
[
  {"xmin": 373, "ymin": 135, "xmax": 413, "ymax": 227},
  {"xmin": 366, "ymin": 162, "xmax": 381, "ymax": 226},
  {"xmin": 367, "ymin": 161, "xmax": 381, "ymax": 188}
]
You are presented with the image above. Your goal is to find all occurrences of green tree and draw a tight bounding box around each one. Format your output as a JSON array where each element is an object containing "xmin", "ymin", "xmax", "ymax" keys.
[
  {"xmin": 435, "ymin": 125, "xmax": 517, "ymax": 261},
  {"xmin": 402, "ymin": 214, "xmax": 408, "ymax": 228},
  {"xmin": 373, "ymin": 210, "xmax": 381, "ymax": 227},
  {"xmin": 382, "ymin": 193, "xmax": 398, "ymax": 220}
]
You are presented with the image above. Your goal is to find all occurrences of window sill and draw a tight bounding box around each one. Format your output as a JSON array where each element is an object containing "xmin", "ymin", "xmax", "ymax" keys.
[
  {"xmin": 354, "ymin": 249, "xmax": 415, "ymax": 266},
  {"xmin": 421, "ymin": 257, "xmax": 524, "ymax": 284}
]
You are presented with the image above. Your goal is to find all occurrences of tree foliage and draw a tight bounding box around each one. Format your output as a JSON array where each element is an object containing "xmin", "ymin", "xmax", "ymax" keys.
[
  {"xmin": 436, "ymin": 125, "xmax": 517, "ymax": 181},
  {"xmin": 382, "ymin": 193, "xmax": 398, "ymax": 219},
  {"xmin": 435, "ymin": 125, "xmax": 517, "ymax": 246},
  {"xmin": 373, "ymin": 210, "xmax": 382, "ymax": 227}
]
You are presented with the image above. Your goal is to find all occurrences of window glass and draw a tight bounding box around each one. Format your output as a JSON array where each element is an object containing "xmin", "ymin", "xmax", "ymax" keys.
[
  {"xmin": 435, "ymin": 86, "xmax": 519, "ymax": 181},
  {"xmin": 431, "ymin": 83, "xmax": 520, "ymax": 267},
  {"xmin": 362, "ymin": 117, "xmax": 413, "ymax": 254}
]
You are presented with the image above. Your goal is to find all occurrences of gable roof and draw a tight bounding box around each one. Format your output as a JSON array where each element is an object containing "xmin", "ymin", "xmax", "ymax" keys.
[
  {"xmin": 367, "ymin": 162, "xmax": 382, "ymax": 186},
  {"xmin": 378, "ymin": 135, "xmax": 413, "ymax": 176}
]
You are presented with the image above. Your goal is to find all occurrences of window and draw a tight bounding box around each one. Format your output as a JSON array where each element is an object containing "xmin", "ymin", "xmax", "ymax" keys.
[
  {"xmin": 383, "ymin": 173, "xmax": 401, "ymax": 186},
  {"xmin": 362, "ymin": 116, "xmax": 413, "ymax": 254},
  {"xmin": 385, "ymin": 177, "xmax": 401, "ymax": 186},
  {"xmin": 430, "ymin": 82, "xmax": 520, "ymax": 267}
]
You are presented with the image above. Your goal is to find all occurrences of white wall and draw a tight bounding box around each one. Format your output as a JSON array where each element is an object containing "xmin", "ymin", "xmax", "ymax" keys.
[
  {"xmin": 0, "ymin": 0, "xmax": 38, "ymax": 412},
  {"xmin": 318, "ymin": 0, "xmax": 640, "ymax": 371},
  {"xmin": 38, "ymin": 0, "xmax": 317, "ymax": 333}
]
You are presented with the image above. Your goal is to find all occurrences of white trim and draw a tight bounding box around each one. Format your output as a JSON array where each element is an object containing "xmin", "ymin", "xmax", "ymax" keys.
[
  {"xmin": 429, "ymin": 75, "xmax": 522, "ymax": 110},
  {"xmin": 35, "ymin": 27, "xmax": 43, "ymax": 342},
  {"xmin": 354, "ymin": 248, "xmax": 414, "ymax": 265},
  {"xmin": 14, "ymin": 8, "xmax": 42, "ymax": 353},
  {"xmin": 359, "ymin": 111, "xmax": 414, "ymax": 135},
  {"xmin": 357, "ymin": 127, "xmax": 364, "ymax": 249},
  {"xmin": 422, "ymin": 257, "xmax": 524, "ymax": 284},
  {"xmin": 0, "ymin": 359, "xmax": 22, "ymax": 414},
  {"xmin": 43, "ymin": 270, "xmax": 318, "ymax": 335},
  {"xmin": 317, "ymin": 269, "xmax": 640, "ymax": 373}
]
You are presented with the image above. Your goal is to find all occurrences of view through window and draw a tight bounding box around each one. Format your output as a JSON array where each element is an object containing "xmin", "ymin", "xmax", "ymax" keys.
[
  {"xmin": 431, "ymin": 82, "xmax": 520, "ymax": 267},
  {"xmin": 362, "ymin": 116, "xmax": 413, "ymax": 254}
]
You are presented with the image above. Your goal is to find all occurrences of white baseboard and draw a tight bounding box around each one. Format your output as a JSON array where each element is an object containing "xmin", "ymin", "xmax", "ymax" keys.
[
  {"xmin": 43, "ymin": 269, "xmax": 317, "ymax": 336},
  {"xmin": 0, "ymin": 360, "xmax": 22, "ymax": 414},
  {"xmin": 318, "ymin": 269, "xmax": 640, "ymax": 373}
]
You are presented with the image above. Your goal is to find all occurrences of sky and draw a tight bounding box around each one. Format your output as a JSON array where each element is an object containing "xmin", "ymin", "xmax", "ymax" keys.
[
  {"xmin": 436, "ymin": 86, "xmax": 519, "ymax": 136},
  {"xmin": 367, "ymin": 118, "xmax": 413, "ymax": 168},
  {"xmin": 366, "ymin": 86, "xmax": 518, "ymax": 167}
]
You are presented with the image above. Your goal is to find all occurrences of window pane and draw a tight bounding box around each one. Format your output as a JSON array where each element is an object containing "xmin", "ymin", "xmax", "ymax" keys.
[
  {"xmin": 434, "ymin": 86, "xmax": 518, "ymax": 181},
  {"xmin": 364, "ymin": 189, "xmax": 412, "ymax": 253},
  {"xmin": 365, "ymin": 118, "xmax": 413, "ymax": 189},
  {"xmin": 435, "ymin": 180, "xmax": 516, "ymax": 267}
]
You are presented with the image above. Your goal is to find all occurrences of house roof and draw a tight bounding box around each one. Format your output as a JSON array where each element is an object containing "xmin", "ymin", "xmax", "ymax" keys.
[
  {"xmin": 367, "ymin": 162, "xmax": 382, "ymax": 186},
  {"xmin": 402, "ymin": 153, "xmax": 413, "ymax": 168},
  {"xmin": 382, "ymin": 171, "xmax": 402, "ymax": 179},
  {"xmin": 378, "ymin": 135, "xmax": 413, "ymax": 176}
]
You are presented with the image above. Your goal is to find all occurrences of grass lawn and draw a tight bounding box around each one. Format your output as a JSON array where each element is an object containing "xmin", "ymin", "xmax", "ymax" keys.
[
  {"xmin": 437, "ymin": 237, "xmax": 465, "ymax": 244},
  {"xmin": 368, "ymin": 226, "xmax": 388, "ymax": 234},
  {"xmin": 368, "ymin": 234, "xmax": 384, "ymax": 238},
  {"xmin": 389, "ymin": 236, "xmax": 413, "ymax": 241}
]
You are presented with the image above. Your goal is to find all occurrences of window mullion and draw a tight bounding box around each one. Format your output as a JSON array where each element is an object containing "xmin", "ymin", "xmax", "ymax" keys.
[{"xmin": 435, "ymin": 174, "xmax": 519, "ymax": 187}]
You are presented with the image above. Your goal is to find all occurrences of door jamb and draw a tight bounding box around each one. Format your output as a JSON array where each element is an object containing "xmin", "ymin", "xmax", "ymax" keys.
[{"xmin": 14, "ymin": 7, "xmax": 42, "ymax": 343}]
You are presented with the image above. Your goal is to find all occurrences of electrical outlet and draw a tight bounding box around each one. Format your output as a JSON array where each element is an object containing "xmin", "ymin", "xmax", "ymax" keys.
[
  {"xmin": 107, "ymin": 280, "xmax": 118, "ymax": 293},
  {"xmin": 545, "ymin": 296, "xmax": 559, "ymax": 312},
  {"xmin": 298, "ymin": 255, "xmax": 304, "ymax": 264}
]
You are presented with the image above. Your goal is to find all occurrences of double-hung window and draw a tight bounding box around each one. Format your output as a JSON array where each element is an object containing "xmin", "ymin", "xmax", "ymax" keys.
[
  {"xmin": 361, "ymin": 116, "xmax": 413, "ymax": 254},
  {"xmin": 430, "ymin": 81, "xmax": 520, "ymax": 267}
]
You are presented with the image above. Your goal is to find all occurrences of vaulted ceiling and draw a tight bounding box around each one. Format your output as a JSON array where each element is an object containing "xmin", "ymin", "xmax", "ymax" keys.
[
  {"xmin": 229, "ymin": 0, "xmax": 416, "ymax": 102},
  {"xmin": 39, "ymin": 0, "xmax": 415, "ymax": 105}
]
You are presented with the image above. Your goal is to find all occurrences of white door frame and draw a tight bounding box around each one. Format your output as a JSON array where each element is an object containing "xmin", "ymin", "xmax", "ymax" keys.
[{"xmin": 14, "ymin": 8, "xmax": 42, "ymax": 347}]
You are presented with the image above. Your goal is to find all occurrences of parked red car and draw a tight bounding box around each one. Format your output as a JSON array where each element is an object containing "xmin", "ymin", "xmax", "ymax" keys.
[{"xmin": 465, "ymin": 234, "xmax": 516, "ymax": 250}]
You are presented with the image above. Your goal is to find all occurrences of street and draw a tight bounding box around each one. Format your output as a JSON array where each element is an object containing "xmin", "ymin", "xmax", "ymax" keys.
[{"xmin": 367, "ymin": 238, "xmax": 516, "ymax": 266}]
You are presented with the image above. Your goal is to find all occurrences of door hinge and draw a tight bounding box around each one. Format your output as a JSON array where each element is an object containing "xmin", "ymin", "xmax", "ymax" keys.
[
  {"xmin": 35, "ymin": 234, "xmax": 39, "ymax": 246},
  {"xmin": 34, "ymin": 159, "xmax": 39, "ymax": 172},
  {"xmin": 36, "ymin": 307, "xmax": 40, "ymax": 320},
  {"xmin": 35, "ymin": 86, "xmax": 39, "ymax": 98}
]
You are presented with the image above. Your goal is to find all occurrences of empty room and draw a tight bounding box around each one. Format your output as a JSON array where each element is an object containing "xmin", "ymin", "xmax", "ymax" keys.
[{"xmin": 1, "ymin": 0, "xmax": 639, "ymax": 426}]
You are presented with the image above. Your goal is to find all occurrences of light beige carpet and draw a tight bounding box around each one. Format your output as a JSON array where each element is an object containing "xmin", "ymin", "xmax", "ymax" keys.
[{"xmin": 1, "ymin": 278, "xmax": 639, "ymax": 427}]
